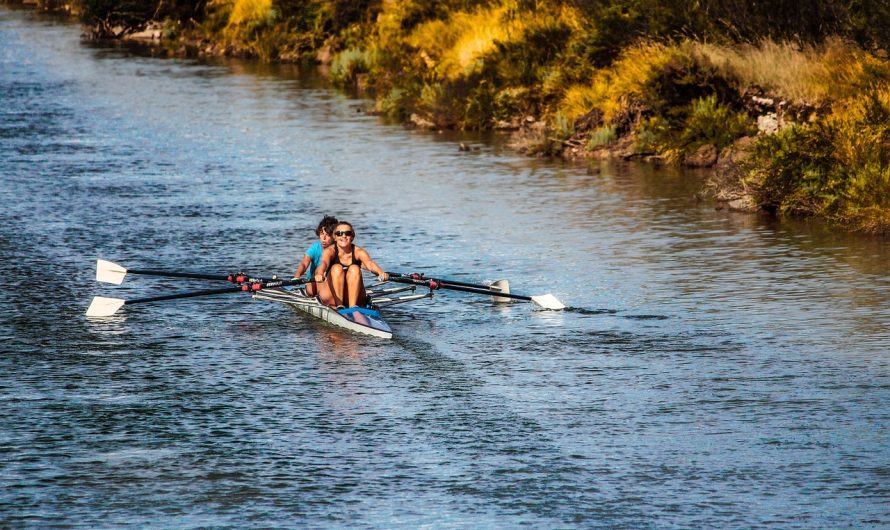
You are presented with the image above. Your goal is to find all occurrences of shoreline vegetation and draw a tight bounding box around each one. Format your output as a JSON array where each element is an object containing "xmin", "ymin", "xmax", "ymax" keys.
[{"xmin": 8, "ymin": 0, "xmax": 890, "ymax": 235}]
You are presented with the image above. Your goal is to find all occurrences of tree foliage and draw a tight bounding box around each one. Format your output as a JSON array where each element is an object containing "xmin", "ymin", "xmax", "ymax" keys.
[
  {"xmin": 568, "ymin": 0, "xmax": 890, "ymax": 61},
  {"xmin": 79, "ymin": 0, "xmax": 206, "ymax": 26},
  {"xmin": 80, "ymin": 0, "xmax": 156, "ymax": 26}
]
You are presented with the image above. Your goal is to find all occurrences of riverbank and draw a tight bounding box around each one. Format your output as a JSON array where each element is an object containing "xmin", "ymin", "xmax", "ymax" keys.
[{"xmin": 6, "ymin": 0, "xmax": 890, "ymax": 235}]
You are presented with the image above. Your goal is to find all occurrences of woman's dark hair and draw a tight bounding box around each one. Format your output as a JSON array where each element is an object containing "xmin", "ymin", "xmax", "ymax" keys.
[
  {"xmin": 335, "ymin": 221, "xmax": 355, "ymax": 237},
  {"xmin": 315, "ymin": 215, "xmax": 338, "ymax": 236}
]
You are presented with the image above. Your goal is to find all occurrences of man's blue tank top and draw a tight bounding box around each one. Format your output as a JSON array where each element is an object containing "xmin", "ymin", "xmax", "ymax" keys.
[{"xmin": 305, "ymin": 240, "xmax": 323, "ymax": 277}]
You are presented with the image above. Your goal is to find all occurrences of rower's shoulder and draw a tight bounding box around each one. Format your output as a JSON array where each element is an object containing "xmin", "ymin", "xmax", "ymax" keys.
[{"xmin": 305, "ymin": 240, "xmax": 323, "ymax": 255}]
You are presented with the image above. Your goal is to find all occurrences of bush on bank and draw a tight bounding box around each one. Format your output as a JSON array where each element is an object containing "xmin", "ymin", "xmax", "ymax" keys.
[
  {"xmin": 7, "ymin": 0, "xmax": 890, "ymax": 234},
  {"xmin": 742, "ymin": 87, "xmax": 890, "ymax": 233}
]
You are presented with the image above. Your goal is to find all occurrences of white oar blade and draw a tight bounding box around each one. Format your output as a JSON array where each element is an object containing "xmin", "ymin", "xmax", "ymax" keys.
[
  {"xmin": 490, "ymin": 279, "xmax": 511, "ymax": 303},
  {"xmin": 86, "ymin": 296, "xmax": 126, "ymax": 317},
  {"xmin": 531, "ymin": 293, "xmax": 565, "ymax": 310},
  {"xmin": 96, "ymin": 259, "xmax": 128, "ymax": 285}
]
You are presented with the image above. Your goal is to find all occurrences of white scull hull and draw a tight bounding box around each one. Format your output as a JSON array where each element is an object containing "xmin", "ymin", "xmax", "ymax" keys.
[{"xmin": 254, "ymin": 287, "xmax": 394, "ymax": 339}]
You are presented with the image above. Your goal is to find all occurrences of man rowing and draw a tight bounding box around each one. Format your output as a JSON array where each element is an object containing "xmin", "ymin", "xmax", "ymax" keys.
[
  {"xmin": 313, "ymin": 221, "xmax": 388, "ymax": 308},
  {"xmin": 293, "ymin": 215, "xmax": 338, "ymax": 300}
]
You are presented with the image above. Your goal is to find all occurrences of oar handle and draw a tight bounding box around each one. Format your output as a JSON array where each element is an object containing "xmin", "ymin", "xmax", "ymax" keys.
[{"xmin": 386, "ymin": 272, "xmax": 532, "ymax": 302}]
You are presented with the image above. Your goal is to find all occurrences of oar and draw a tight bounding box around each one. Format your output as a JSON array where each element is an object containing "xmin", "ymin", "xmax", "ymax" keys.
[
  {"xmin": 385, "ymin": 273, "xmax": 512, "ymax": 302},
  {"xmin": 97, "ymin": 259, "xmax": 254, "ymax": 285},
  {"xmin": 386, "ymin": 272, "xmax": 565, "ymax": 310},
  {"xmin": 86, "ymin": 277, "xmax": 308, "ymax": 317},
  {"xmin": 393, "ymin": 274, "xmax": 506, "ymax": 292},
  {"xmin": 445, "ymin": 278, "xmax": 511, "ymax": 303}
]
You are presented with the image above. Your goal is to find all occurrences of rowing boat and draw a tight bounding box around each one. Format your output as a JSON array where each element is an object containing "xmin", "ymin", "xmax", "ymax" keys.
[
  {"xmin": 87, "ymin": 260, "xmax": 565, "ymax": 339},
  {"xmin": 252, "ymin": 283, "xmax": 431, "ymax": 339}
]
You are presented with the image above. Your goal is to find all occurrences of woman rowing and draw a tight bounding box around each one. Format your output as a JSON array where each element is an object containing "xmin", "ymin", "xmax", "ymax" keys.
[{"xmin": 313, "ymin": 221, "xmax": 388, "ymax": 308}]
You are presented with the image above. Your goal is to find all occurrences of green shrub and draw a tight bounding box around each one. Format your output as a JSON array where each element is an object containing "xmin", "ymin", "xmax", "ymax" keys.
[
  {"xmin": 463, "ymin": 79, "xmax": 497, "ymax": 129},
  {"xmin": 680, "ymin": 94, "xmax": 756, "ymax": 150},
  {"xmin": 743, "ymin": 85, "xmax": 890, "ymax": 229},
  {"xmin": 201, "ymin": 0, "xmax": 232, "ymax": 34},
  {"xmin": 272, "ymin": 0, "xmax": 321, "ymax": 33},
  {"xmin": 586, "ymin": 125, "xmax": 617, "ymax": 149},
  {"xmin": 330, "ymin": 47, "xmax": 377, "ymax": 86},
  {"xmin": 377, "ymin": 87, "xmax": 414, "ymax": 121},
  {"xmin": 551, "ymin": 111, "xmax": 574, "ymax": 140},
  {"xmin": 743, "ymin": 124, "xmax": 834, "ymax": 215},
  {"xmin": 492, "ymin": 87, "xmax": 531, "ymax": 123},
  {"xmin": 634, "ymin": 116, "xmax": 671, "ymax": 155}
]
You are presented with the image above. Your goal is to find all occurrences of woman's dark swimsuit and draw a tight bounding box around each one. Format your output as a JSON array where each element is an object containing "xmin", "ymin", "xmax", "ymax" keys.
[
  {"xmin": 332, "ymin": 246, "xmax": 370, "ymax": 309},
  {"xmin": 333, "ymin": 246, "xmax": 363, "ymax": 271}
]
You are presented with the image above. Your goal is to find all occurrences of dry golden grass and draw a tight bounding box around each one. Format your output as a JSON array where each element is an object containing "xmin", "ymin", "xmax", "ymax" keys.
[
  {"xmin": 227, "ymin": 0, "xmax": 272, "ymax": 27},
  {"xmin": 202, "ymin": 0, "xmax": 276, "ymax": 55},
  {"xmin": 560, "ymin": 41, "xmax": 679, "ymax": 123},
  {"xmin": 404, "ymin": 5, "xmax": 519, "ymax": 79},
  {"xmin": 402, "ymin": 2, "xmax": 582, "ymax": 81},
  {"xmin": 558, "ymin": 37, "xmax": 890, "ymax": 131},
  {"xmin": 692, "ymin": 37, "xmax": 890, "ymax": 104}
]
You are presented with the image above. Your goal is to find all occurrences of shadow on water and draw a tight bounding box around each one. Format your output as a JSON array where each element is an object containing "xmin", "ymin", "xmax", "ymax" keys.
[{"xmin": 566, "ymin": 307, "xmax": 669, "ymax": 320}]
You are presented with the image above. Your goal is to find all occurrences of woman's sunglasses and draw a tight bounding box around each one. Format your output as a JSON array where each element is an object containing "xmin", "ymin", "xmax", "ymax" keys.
[{"xmin": 334, "ymin": 230, "xmax": 354, "ymax": 237}]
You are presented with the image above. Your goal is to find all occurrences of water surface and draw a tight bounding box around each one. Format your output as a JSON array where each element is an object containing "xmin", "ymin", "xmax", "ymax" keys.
[{"xmin": 1, "ymin": 8, "xmax": 889, "ymax": 528}]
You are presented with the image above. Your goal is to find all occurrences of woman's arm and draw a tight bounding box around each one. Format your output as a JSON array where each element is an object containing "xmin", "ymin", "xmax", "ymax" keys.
[
  {"xmin": 314, "ymin": 246, "xmax": 333, "ymax": 282},
  {"xmin": 357, "ymin": 247, "xmax": 388, "ymax": 281}
]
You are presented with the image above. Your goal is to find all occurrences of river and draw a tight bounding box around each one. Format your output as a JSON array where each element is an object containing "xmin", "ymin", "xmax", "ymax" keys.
[{"xmin": 1, "ymin": 7, "xmax": 889, "ymax": 528}]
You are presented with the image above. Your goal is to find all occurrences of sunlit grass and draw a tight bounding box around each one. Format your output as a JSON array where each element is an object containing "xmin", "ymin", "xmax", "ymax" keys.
[
  {"xmin": 200, "ymin": 0, "xmax": 279, "ymax": 59},
  {"xmin": 227, "ymin": 0, "xmax": 273, "ymax": 27},
  {"xmin": 402, "ymin": 2, "xmax": 581, "ymax": 82},
  {"xmin": 559, "ymin": 41, "xmax": 679, "ymax": 123},
  {"xmin": 559, "ymin": 37, "xmax": 890, "ymax": 127},
  {"xmin": 405, "ymin": 5, "xmax": 518, "ymax": 80},
  {"xmin": 692, "ymin": 38, "xmax": 890, "ymax": 104}
]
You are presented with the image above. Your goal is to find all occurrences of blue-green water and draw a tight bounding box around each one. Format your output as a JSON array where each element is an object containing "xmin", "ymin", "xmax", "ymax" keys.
[{"xmin": 1, "ymin": 7, "xmax": 889, "ymax": 528}]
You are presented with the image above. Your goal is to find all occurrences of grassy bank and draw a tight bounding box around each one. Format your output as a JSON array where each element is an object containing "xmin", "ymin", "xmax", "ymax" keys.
[{"xmin": 10, "ymin": 0, "xmax": 890, "ymax": 234}]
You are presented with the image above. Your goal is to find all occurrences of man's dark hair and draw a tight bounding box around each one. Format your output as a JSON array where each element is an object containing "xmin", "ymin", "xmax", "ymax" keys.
[{"xmin": 316, "ymin": 215, "xmax": 338, "ymax": 236}]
